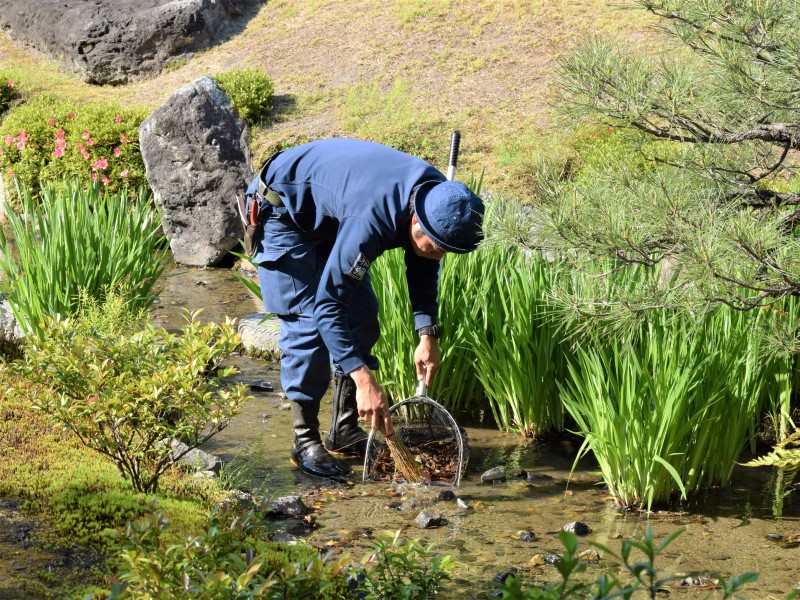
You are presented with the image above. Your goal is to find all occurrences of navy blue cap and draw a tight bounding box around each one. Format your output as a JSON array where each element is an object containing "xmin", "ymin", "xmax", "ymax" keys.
[{"xmin": 415, "ymin": 180, "xmax": 484, "ymax": 253}]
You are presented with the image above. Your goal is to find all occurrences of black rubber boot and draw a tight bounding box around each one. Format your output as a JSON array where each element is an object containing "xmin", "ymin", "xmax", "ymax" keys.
[
  {"xmin": 290, "ymin": 400, "xmax": 350, "ymax": 480},
  {"xmin": 324, "ymin": 372, "xmax": 369, "ymax": 458}
]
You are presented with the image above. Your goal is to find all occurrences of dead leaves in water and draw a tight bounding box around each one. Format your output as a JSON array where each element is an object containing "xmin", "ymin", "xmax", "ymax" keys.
[{"xmin": 767, "ymin": 532, "xmax": 800, "ymax": 548}]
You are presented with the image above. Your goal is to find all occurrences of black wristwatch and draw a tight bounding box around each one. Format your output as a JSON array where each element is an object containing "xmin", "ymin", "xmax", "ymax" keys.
[{"xmin": 417, "ymin": 325, "xmax": 442, "ymax": 338}]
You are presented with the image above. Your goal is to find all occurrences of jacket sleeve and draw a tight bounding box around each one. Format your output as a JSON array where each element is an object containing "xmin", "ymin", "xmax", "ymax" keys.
[
  {"xmin": 313, "ymin": 217, "xmax": 385, "ymax": 374},
  {"xmin": 404, "ymin": 246, "xmax": 440, "ymax": 331}
]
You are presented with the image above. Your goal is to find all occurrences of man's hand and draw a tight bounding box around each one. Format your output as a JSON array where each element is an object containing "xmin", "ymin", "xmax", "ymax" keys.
[
  {"xmin": 349, "ymin": 366, "xmax": 394, "ymax": 435},
  {"xmin": 414, "ymin": 335, "xmax": 441, "ymax": 387}
]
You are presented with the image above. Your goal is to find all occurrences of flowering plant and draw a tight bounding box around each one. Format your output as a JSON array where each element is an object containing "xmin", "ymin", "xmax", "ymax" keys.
[
  {"xmin": 0, "ymin": 94, "xmax": 147, "ymax": 207},
  {"xmin": 0, "ymin": 78, "xmax": 18, "ymax": 114}
]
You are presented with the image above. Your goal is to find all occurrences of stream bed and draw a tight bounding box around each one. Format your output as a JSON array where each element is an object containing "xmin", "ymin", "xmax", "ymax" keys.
[
  {"xmin": 2, "ymin": 261, "xmax": 799, "ymax": 598},
  {"xmin": 157, "ymin": 263, "xmax": 800, "ymax": 598}
]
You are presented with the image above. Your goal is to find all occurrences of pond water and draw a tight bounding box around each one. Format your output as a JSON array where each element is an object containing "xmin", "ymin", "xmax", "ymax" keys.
[
  {"xmin": 2, "ymin": 261, "xmax": 798, "ymax": 598},
  {"xmin": 156, "ymin": 262, "xmax": 800, "ymax": 598}
]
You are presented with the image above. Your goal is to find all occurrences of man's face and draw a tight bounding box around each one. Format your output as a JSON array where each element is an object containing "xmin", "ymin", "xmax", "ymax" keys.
[{"xmin": 409, "ymin": 214, "xmax": 447, "ymax": 261}]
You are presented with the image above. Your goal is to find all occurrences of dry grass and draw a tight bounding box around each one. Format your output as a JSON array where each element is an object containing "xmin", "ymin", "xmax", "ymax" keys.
[{"xmin": 0, "ymin": 0, "xmax": 657, "ymax": 197}]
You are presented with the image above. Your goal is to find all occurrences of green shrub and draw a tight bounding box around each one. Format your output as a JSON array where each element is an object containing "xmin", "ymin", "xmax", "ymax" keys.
[
  {"xmin": 110, "ymin": 504, "xmax": 353, "ymax": 599},
  {"xmin": 0, "ymin": 180, "xmax": 167, "ymax": 338},
  {"xmin": 0, "ymin": 94, "xmax": 147, "ymax": 200},
  {"xmin": 358, "ymin": 531, "xmax": 455, "ymax": 599},
  {"xmin": 109, "ymin": 505, "xmax": 454, "ymax": 600},
  {"xmin": 0, "ymin": 75, "xmax": 19, "ymax": 115},
  {"xmin": 9, "ymin": 310, "xmax": 251, "ymax": 493},
  {"xmin": 214, "ymin": 68, "xmax": 275, "ymax": 125}
]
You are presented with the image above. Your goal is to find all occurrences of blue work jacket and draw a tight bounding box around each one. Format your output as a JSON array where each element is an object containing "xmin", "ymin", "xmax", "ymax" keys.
[{"xmin": 251, "ymin": 138, "xmax": 446, "ymax": 374}]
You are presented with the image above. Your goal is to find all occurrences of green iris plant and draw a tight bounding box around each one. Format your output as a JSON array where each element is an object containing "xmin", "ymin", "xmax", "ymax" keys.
[{"xmin": 0, "ymin": 178, "xmax": 168, "ymax": 338}]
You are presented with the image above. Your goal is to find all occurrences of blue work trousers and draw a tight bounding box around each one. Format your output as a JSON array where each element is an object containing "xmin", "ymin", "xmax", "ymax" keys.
[{"xmin": 257, "ymin": 206, "xmax": 380, "ymax": 404}]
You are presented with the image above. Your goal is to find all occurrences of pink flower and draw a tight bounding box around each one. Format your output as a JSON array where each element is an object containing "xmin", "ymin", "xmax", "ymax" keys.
[
  {"xmin": 6, "ymin": 169, "xmax": 15, "ymax": 178},
  {"xmin": 113, "ymin": 147, "xmax": 121, "ymax": 157},
  {"xmin": 87, "ymin": 138, "xmax": 95, "ymax": 146},
  {"xmin": 92, "ymin": 172, "xmax": 98, "ymax": 182},
  {"xmin": 91, "ymin": 157, "xmax": 108, "ymax": 170},
  {"xmin": 55, "ymin": 139, "xmax": 66, "ymax": 150},
  {"xmin": 52, "ymin": 147, "xmax": 64, "ymax": 157},
  {"xmin": 120, "ymin": 169, "xmax": 129, "ymax": 178},
  {"xmin": 82, "ymin": 150, "xmax": 90, "ymax": 160},
  {"xmin": 114, "ymin": 115, "xmax": 123, "ymax": 123},
  {"xmin": 119, "ymin": 134, "xmax": 129, "ymax": 145},
  {"xmin": 56, "ymin": 129, "xmax": 65, "ymax": 140},
  {"xmin": 17, "ymin": 130, "xmax": 28, "ymax": 142},
  {"xmin": 68, "ymin": 112, "xmax": 76, "ymax": 119},
  {"xmin": 6, "ymin": 80, "xmax": 14, "ymax": 87},
  {"xmin": 4, "ymin": 135, "xmax": 13, "ymax": 147},
  {"xmin": 16, "ymin": 139, "xmax": 26, "ymax": 150},
  {"xmin": 101, "ymin": 176, "xmax": 109, "ymax": 185},
  {"xmin": 49, "ymin": 118, "xmax": 57, "ymax": 127},
  {"xmin": 82, "ymin": 131, "xmax": 91, "ymax": 140}
]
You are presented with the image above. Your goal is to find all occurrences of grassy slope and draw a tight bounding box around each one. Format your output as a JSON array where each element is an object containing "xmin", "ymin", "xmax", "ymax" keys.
[{"xmin": 0, "ymin": 0, "xmax": 656, "ymax": 198}]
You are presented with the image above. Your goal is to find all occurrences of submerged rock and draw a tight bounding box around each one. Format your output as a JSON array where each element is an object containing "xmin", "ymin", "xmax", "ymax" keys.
[
  {"xmin": 238, "ymin": 314, "xmax": 281, "ymax": 359},
  {"xmin": 456, "ymin": 498, "xmax": 472, "ymax": 511},
  {"xmin": 436, "ymin": 490, "xmax": 456, "ymax": 502},
  {"xmin": 517, "ymin": 530, "xmax": 535, "ymax": 543},
  {"xmin": 578, "ymin": 549, "xmax": 600, "ymax": 562},
  {"xmin": 480, "ymin": 466, "xmax": 506, "ymax": 483},
  {"xmin": 489, "ymin": 568, "xmax": 518, "ymax": 596},
  {"xmin": 562, "ymin": 521, "xmax": 592, "ymax": 536},
  {"xmin": 267, "ymin": 495, "xmax": 307, "ymax": 518},
  {"xmin": 415, "ymin": 510, "xmax": 445, "ymax": 529}
]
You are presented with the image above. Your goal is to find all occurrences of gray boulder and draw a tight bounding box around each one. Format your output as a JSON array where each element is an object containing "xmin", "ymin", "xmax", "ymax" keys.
[
  {"xmin": 0, "ymin": 0, "xmax": 262, "ymax": 85},
  {"xmin": 139, "ymin": 76, "xmax": 253, "ymax": 267}
]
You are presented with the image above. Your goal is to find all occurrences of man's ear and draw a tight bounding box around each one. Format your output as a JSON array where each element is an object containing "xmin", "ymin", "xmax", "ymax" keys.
[{"xmin": 411, "ymin": 213, "xmax": 419, "ymax": 225}]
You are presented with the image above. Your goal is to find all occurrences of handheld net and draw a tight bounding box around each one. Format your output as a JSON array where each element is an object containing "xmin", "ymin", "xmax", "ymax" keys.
[{"xmin": 363, "ymin": 382, "xmax": 468, "ymax": 486}]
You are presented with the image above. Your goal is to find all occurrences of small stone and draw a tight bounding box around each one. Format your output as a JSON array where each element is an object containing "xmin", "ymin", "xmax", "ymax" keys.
[
  {"xmin": 578, "ymin": 549, "xmax": 600, "ymax": 562},
  {"xmin": 545, "ymin": 554, "xmax": 562, "ymax": 565},
  {"xmin": 279, "ymin": 402, "xmax": 292, "ymax": 411},
  {"xmin": 267, "ymin": 495, "xmax": 307, "ymax": 518},
  {"xmin": 562, "ymin": 521, "xmax": 592, "ymax": 535},
  {"xmin": 249, "ymin": 379, "xmax": 274, "ymax": 392},
  {"xmin": 480, "ymin": 466, "xmax": 506, "ymax": 483},
  {"xmin": 525, "ymin": 554, "xmax": 546, "ymax": 568},
  {"xmin": 526, "ymin": 472, "xmax": 554, "ymax": 483},
  {"xmin": 767, "ymin": 533, "xmax": 784, "ymax": 541},
  {"xmin": 415, "ymin": 509, "xmax": 445, "ymax": 529},
  {"xmin": 436, "ymin": 490, "xmax": 456, "ymax": 502},
  {"xmin": 270, "ymin": 531, "xmax": 298, "ymax": 544},
  {"xmin": 491, "ymin": 567, "xmax": 517, "ymax": 586},
  {"xmin": 517, "ymin": 530, "xmax": 535, "ymax": 543},
  {"xmin": 456, "ymin": 498, "xmax": 471, "ymax": 511}
]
